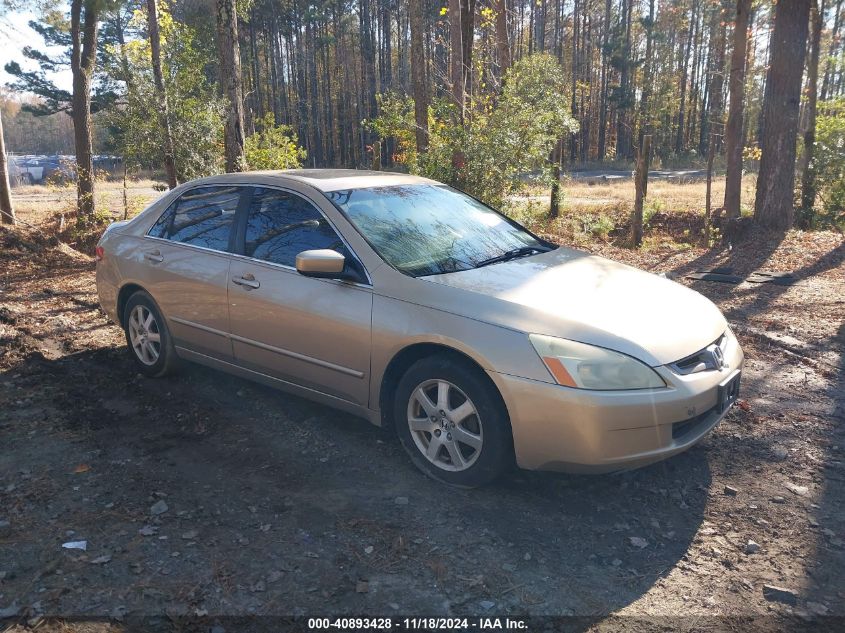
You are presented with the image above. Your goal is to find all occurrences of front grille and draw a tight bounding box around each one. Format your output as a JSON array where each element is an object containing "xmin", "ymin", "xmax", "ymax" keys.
[
  {"xmin": 671, "ymin": 406, "xmax": 717, "ymax": 440},
  {"xmin": 670, "ymin": 334, "xmax": 728, "ymax": 375}
]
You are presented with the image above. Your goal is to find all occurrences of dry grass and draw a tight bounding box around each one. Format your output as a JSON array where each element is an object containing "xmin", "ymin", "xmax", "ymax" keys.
[
  {"xmin": 510, "ymin": 173, "xmax": 760, "ymax": 249},
  {"xmin": 563, "ymin": 172, "xmax": 757, "ymax": 215},
  {"xmin": 8, "ymin": 179, "xmax": 163, "ymax": 252},
  {"xmin": 1, "ymin": 172, "xmax": 770, "ymax": 252},
  {"xmin": 9, "ymin": 178, "xmax": 163, "ymax": 227},
  {"xmin": 517, "ymin": 172, "xmax": 757, "ymax": 214}
]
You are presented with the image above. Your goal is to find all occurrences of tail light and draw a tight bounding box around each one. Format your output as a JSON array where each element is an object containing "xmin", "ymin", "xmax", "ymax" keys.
[{"xmin": 95, "ymin": 246, "xmax": 105, "ymax": 261}]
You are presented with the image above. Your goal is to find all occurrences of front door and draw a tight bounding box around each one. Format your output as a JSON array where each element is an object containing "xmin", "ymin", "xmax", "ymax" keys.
[
  {"xmin": 143, "ymin": 185, "xmax": 246, "ymax": 360},
  {"xmin": 228, "ymin": 187, "xmax": 373, "ymax": 406}
]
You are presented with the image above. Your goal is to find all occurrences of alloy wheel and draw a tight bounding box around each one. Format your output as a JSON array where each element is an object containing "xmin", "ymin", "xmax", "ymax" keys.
[
  {"xmin": 406, "ymin": 379, "xmax": 483, "ymax": 472},
  {"xmin": 127, "ymin": 304, "xmax": 161, "ymax": 366}
]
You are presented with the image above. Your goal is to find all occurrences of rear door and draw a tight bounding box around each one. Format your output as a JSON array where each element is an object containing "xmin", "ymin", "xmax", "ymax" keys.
[
  {"xmin": 143, "ymin": 185, "xmax": 247, "ymax": 361},
  {"xmin": 228, "ymin": 186, "xmax": 373, "ymax": 406}
]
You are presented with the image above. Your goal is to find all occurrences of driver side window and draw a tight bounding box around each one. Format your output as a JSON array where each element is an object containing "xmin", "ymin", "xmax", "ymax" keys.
[{"xmin": 244, "ymin": 187, "xmax": 348, "ymax": 267}]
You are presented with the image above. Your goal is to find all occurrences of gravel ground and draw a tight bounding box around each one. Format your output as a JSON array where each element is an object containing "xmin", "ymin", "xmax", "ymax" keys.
[{"xmin": 0, "ymin": 226, "xmax": 843, "ymax": 632}]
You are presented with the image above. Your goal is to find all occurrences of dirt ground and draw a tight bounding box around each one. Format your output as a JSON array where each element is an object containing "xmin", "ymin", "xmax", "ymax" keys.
[{"xmin": 0, "ymin": 185, "xmax": 843, "ymax": 631}]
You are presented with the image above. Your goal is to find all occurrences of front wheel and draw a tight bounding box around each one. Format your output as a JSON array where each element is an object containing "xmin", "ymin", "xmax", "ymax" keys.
[
  {"xmin": 123, "ymin": 291, "xmax": 177, "ymax": 377},
  {"xmin": 393, "ymin": 355, "xmax": 513, "ymax": 487}
]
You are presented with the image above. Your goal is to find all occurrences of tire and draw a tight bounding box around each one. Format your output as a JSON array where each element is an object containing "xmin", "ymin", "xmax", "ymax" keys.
[
  {"xmin": 393, "ymin": 355, "xmax": 513, "ymax": 487},
  {"xmin": 123, "ymin": 291, "xmax": 177, "ymax": 378}
]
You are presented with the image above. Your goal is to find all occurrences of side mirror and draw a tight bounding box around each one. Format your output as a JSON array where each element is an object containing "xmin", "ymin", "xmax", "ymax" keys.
[{"xmin": 295, "ymin": 249, "xmax": 347, "ymax": 279}]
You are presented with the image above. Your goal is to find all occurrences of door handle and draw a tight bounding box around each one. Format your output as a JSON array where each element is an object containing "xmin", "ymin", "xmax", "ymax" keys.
[
  {"xmin": 144, "ymin": 250, "xmax": 163, "ymax": 263},
  {"xmin": 232, "ymin": 274, "xmax": 260, "ymax": 289}
]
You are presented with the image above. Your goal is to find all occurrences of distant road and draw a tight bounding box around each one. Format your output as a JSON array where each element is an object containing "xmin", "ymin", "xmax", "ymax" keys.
[{"xmin": 569, "ymin": 168, "xmax": 708, "ymax": 182}]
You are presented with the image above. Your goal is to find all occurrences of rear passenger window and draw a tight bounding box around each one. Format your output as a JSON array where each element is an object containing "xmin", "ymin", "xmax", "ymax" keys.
[
  {"xmin": 148, "ymin": 203, "xmax": 175, "ymax": 238},
  {"xmin": 244, "ymin": 188, "xmax": 348, "ymax": 267},
  {"xmin": 149, "ymin": 186, "xmax": 242, "ymax": 251}
]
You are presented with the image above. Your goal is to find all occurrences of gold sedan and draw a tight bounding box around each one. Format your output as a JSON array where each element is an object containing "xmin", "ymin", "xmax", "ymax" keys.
[{"xmin": 96, "ymin": 170, "xmax": 743, "ymax": 487}]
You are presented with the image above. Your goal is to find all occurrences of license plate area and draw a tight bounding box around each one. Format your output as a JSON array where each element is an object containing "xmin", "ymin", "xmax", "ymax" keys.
[{"xmin": 717, "ymin": 371, "xmax": 741, "ymax": 413}]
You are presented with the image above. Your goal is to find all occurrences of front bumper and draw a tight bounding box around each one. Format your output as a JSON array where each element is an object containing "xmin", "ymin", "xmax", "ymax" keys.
[{"xmin": 490, "ymin": 335, "xmax": 744, "ymax": 473}]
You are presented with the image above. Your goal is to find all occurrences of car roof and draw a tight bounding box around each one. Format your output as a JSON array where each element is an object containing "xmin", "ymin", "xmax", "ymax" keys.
[{"xmin": 188, "ymin": 169, "xmax": 436, "ymax": 193}]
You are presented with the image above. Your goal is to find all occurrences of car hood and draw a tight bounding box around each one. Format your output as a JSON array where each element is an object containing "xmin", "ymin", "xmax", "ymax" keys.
[{"xmin": 418, "ymin": 247, "xmax": 726, "ymax": 366}]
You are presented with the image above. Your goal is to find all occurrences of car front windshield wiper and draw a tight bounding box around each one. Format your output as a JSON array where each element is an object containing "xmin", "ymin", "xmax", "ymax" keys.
[{"xmin": 473, "ymin": 245, "xmax": 550, "ymax": 269}]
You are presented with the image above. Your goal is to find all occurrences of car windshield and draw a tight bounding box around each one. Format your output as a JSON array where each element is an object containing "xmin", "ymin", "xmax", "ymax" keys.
[{"xmin": 325, "ymin": 184, "xmax": 550, "ymax": 277}]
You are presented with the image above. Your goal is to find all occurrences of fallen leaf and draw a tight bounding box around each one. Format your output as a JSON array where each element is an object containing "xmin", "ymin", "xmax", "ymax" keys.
[
  {"xmin": 62, "ymin": 540, "xmax": 88, "ymax": 551},
  {"xmin": 785, "ymin": 482, "xmax": 809, "ymax": 496}
]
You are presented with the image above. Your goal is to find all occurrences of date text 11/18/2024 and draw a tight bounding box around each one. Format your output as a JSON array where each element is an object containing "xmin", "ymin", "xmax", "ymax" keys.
[{"xmin": 307, "ymin": 617, "xmax": 529, "ymax": 630}]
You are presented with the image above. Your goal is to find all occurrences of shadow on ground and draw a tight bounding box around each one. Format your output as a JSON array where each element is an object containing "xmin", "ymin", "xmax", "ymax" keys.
[{"xmin": 0, "ymin": 345, "xmax": 716, "ymax": 622}]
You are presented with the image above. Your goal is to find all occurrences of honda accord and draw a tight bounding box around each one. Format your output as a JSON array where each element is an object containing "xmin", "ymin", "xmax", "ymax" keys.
[{"xmin": 96, "ymin": 170, "xmax": 743, "ymax": 486}]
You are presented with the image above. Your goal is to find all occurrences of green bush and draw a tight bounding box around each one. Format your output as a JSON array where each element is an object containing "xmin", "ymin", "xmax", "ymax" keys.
[
  {"xmin": 370, "ymin": 53, "xmax": 578, "ymax": 209},
  {"xmin": 584, "ymin": 214, "xmax": 615, "ymax": 240},
  {"xmin": 502, "ymin": 199, "xmax": 547, "ymax": 232},
  {"xmin": 808, "ymin": 98, "xmax": 845, "ymax": 228},
  {"xmin": 244, "ymin": 114, "xmax": 307, "ymax": 170},
  {"xmin": 643, "ymin": 198, "xmax": 665, "ymax": 228},
  {"xmin": 104, "ymin": 5, "xmax": 225, "ymax": 181}
]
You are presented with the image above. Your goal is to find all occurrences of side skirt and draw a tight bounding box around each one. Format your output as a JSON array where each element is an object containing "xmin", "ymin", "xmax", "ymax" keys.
[{"xmin": 175, "ymin": 346, "xmax": 382, "ymax": 426}]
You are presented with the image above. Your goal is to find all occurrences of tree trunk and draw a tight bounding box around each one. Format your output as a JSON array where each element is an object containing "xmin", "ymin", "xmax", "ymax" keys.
[
  {"xmin": 637, "ymin": 0, "xmax": 656, "ymax": 147},
  {"xmin": 675, "ymin": 9, "xmax": 695, "ymax": 154},
  {"xmin": 113, "ymin": 10, "xmax": 133, "ymax": 90},
  {"xmin": 449, "ymin": 0, "xmax": 467, "ymax": 181},
  {"xmin": 549, "ymin": 139, "xmax": 563, "ymax": 218},
  {"xmin": 216, "ymin": 0, "xmax": 246, "ymax": 172},
  {"xmin": 381, "ymin": 1, "xmax": 393, "ymax": 89},
  {"xmin": 686, "ymin": 7, "xmax": 702, "ymax": 148},
  {"xmin": 534, "ymin": 0, "xmax": 546, "ymax": 52},
  {"xmin": 360, "ymin": 0, "xmax": 378, "ymax": 154},
  {"xmin": 450, "ymin": 0, "xmax": 465, "ymax": 121},
  {"xmin": 146, "ymin": 0, "xmax": 178, "ymax": 188},
  {"xmin": 249, "ymin": 9, "xmax": 263, "ymax": 126},
  {"xmin": 70, "ymin": 0, "xmax": 99, "ymax": 222},
  {"xmin": 320, "ymin": 20, "xmax": 335, "ymax": 166},
  {"xmin": 410, "ymin": 0, "xmax": 429, "ymax": 153},
  {"xmin": 631, "ymin": 135, "xmax": 651, "ymax": 247},
  {"xmin": 123, "ymin": 159, "xmax": 129, "ymax": 220},
  {"xmin": 820, "ymin": 0, "xmax": 843, "ymax": 100},
  {"xmin": 0, "ymin": 111, "xmax": 14, "ymax": 225},
  {"xmin": 799, "ymin": 0, "xmax": 824, "ymax": 225},
  {"xmin": 396, "ymin": 7, "xmax": 409, "ymax": 90},
  {"xmin": 371, "ymin": 139, "xmax": 381, "ymax": 171},
  {"xmin": 307, "ymin": 19, "xmax": 322, "ymax": 166},
  {"xmin": 616, "ymin": 0, "xmax": 633, "ymax": 160},
  {"xmin": 579, "ymin": 10, "xmax": 591, "ymax": 162},
  {"xmin": 705, "ymin": 132, "xmax": 716, "ymax": 242},
  {"xmin": 702, "ymin": 1, "xmax": 728, "ymax": 157},
  {"xmin": 723, "ymin": 0, "xmax": 752, "ymax": 220},
  {"xmin": 494, "ymin": 0, "xmax": 510, "ymax": 79},
  {"xmin": 753, "ymin": 0, "xmax": 811, "ymax": 231},
  {"xmin": 570, "ymin": 0, "xmax": 579, "ymax": 162},
  {"xmin": 293, "ymin": 13, "xmax": 309, "ymax": 160},
  {"xmin": 597, "ymin": 0, "xmax": 611, "ymax": 161},
  {"xmin": 380, "ymin": 2, "xmax": 393, "ymax": 165}
]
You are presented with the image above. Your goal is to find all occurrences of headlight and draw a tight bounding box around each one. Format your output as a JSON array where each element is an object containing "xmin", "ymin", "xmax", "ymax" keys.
[{"xmin": 529, "ymin": 334, "xmax": 666, "ymax": 390}]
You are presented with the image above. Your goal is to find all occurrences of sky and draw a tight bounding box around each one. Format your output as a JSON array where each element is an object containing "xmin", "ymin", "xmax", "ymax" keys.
[{"xmin": 1, "ymin": 9, "xmax": 73, "ymax": 95}]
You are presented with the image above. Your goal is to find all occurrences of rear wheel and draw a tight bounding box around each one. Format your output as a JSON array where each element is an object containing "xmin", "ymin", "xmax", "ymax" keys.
[
  {"xmin": 123, "ymin": 291, "xmax": 177, "ymax": 377},
  {"xmin": 394, "ymin": 355, "xmax": 513, "ymax": 487}
]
